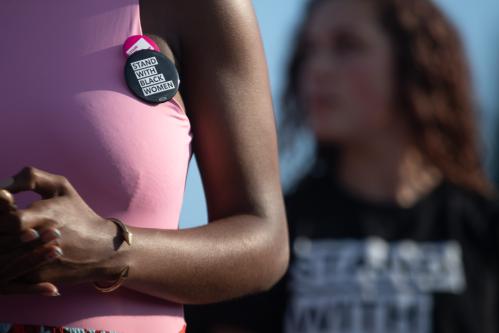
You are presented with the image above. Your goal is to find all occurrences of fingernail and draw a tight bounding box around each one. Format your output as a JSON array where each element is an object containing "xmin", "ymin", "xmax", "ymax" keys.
[
  {"xmin": 45, "ymin": 290, "xmax": 60, "ymax": 296},
  {"xmin": 21, "ymin": 229, "xmax": 40, "ymax": 242},
  {"xmin": 42, "ymin": 290, "xmax": 61, "ymax": 296},
  {"xmin": 46, "ymin": 247, "xmax": 63, "ymax": 260},
  {"xmin": 54, "ymin": 247, "xmax": 63, "ymax": 256},
  {"xmin": 0, "ymin": 177, "xmax": 14, "ymax": 189},
  {"xmin": 41, "ymin": 228, "xmax": 61, "ymax": 242}
]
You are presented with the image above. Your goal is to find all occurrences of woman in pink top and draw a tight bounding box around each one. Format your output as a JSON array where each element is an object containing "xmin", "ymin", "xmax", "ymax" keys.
[{"xmin": 0, "ymin": 0, "xmax": 289, "ymax": 332}]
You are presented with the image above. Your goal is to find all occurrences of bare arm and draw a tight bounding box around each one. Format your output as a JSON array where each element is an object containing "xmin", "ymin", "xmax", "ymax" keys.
[{"xmin": 99, "ymin": 0, "xmax": 289, "ymax": 304}]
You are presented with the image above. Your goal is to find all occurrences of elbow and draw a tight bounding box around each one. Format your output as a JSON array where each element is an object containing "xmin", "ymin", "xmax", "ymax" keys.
[
  {"xmin": 262, "ymin": 241, "xmax": 289, "ymax": 293},
  {"xmin": 255, "ymin": 216, "xmax": 290, "ymax": 293}
]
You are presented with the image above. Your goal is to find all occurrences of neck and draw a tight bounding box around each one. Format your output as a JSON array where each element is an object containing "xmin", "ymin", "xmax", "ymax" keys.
[{"xmin": 335, "ymin": 133, "xmax": 441, "ymax": 207}]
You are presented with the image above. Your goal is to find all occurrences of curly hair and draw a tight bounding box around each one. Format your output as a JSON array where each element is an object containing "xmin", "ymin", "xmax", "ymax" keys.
[{"xmin": 280, "ymin": 0, "xmax": 492, "ymax": 195}]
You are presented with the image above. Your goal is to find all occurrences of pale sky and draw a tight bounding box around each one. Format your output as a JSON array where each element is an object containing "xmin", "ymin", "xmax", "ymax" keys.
[{"xmin": 179, "ymin": 0, "xmax": 499, "ymax": 229}]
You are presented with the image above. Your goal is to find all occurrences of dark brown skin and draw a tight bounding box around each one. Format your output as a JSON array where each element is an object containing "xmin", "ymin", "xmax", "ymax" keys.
[
  {"xmin": 0, "ymin": 0, "xmax": 289, "ymax": 304},
  {"xmin": 0, "ymin": 185, "xmax": 64, "ymax": 296}
]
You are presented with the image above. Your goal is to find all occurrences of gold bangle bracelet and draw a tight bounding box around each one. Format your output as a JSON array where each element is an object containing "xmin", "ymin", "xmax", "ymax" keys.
[
  {"xmin": 106, "ymin": 217, "xmax": 133, "ymax": 246},
  {"xmin": 93, "ymin": 217, "xmax": 132, "ymax": 293},
  {"xmin": 93, "ymin": 265, "xmax": 130, "ymax": 293}
]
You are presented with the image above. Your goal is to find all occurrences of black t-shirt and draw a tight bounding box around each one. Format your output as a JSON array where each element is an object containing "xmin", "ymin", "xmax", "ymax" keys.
[{"xmin": 185, "ymin": 168, "xmax": 499, "ymax": 333}]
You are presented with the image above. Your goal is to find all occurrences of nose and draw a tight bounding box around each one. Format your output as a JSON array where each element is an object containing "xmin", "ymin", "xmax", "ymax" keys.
[{"xmin": 303, "ymin": 51, "xmax": 337, "ymax": 86}]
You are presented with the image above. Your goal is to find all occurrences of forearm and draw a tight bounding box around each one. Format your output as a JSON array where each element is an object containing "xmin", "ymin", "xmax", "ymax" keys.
[{"xmin": 97, "ymin": 214, "xmax": 289, "ymax": 305}]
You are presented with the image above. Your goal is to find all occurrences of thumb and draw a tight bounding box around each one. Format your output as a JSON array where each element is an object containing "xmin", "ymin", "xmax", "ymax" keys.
[
  {"xmin": 0, "ymin": 189, "xmax": 16, "ymax": 212},
  {"xmin": 0, "ymin": 178, "xmax": 16, "ymax": 211}
]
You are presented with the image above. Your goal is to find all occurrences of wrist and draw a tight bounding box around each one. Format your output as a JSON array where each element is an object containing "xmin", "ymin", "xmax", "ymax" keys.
[{"xmin": 92, "ymin": 218, "xmax": 133, "ymax": 283}]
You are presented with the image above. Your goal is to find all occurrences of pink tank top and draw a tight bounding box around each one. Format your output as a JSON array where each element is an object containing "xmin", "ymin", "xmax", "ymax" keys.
[{"xmin": 0, "ymin": 1, "xmax": 192, "ymax": 332}]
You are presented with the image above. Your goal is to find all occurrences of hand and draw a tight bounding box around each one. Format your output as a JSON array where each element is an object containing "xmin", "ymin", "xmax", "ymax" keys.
[
  {"xmin": 0, "ymin": 187, "xmax": 62, "ymax": 296},
  {"xmin": 2, "ymin": 166, "xmax": 120, "ymax": 287}
]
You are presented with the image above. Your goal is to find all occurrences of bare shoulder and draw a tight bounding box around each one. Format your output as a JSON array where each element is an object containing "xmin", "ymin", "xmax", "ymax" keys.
[
  {"xmin": 139, "ymin": 0, "xmax": 257, "ymax": 44},
  {"xmin": 139, "ymin": 0, "xmax": 264, "ymax": 116},
  {"xmin": 138, "ymin": 0, "xmax": 182, "ymax": 65}
]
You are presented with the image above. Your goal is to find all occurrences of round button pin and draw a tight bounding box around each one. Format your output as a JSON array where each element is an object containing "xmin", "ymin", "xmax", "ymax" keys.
[{"xmin": 124, "ymin": 49, "xmax": 180, "ymax": 104}]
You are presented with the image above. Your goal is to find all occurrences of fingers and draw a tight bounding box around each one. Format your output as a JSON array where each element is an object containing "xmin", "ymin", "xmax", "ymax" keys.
[
  {"xmin": 0, "ymin": 189, "xmax": 14, "ymax": 205},
  {"xmin": 0, "ymin": 225, "xmax": 63, "ymax": 297},
  {"xmin": 0, "ymin": 189, "xmax": 16, "ymax": 213},
  {"xmin": 0, "ymin": 239, "xmax": 63, "ymax": 283},
  {"xmin": 0, "ymin": 169, "xmax": 65, "ymax": 297},
  {"xmin": 0, "ymin": 203, "xmax": 57, "ymax": 233},
  {"xmin": 0, "ymin": 281, "xmax": 60, "ymax": 296},
  {"xmin": 3, "ymin": 166, "xmax": 74, "ymax": 199},
  {"xmin": 0, "ymin": 229, "xmax": 40, "ymax": 250},
  {"xmin": 0, "ymin": 211, "xmax": 36, "ymax": 233},
  {"xmin": 0, "ymin": 175, "xmax": 63, "ymax": 297},
  {"xmin": 0, "ymin": 226, "xmax": 61, "ymax": 251},
  {"xmin": 0, "ymin": 166, "xmax": 73, "ymax": 234}
]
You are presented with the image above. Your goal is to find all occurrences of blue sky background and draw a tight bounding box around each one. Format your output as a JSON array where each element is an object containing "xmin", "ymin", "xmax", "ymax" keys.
[{"xmin": 179, "ymin": 0, "xmax": 499, "ymax": 229}]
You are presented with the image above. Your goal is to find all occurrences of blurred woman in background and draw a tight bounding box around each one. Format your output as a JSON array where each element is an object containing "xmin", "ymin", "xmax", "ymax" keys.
[{"xmin": 186, "ymin": 0, "xmax": 499, "ymax": 332}]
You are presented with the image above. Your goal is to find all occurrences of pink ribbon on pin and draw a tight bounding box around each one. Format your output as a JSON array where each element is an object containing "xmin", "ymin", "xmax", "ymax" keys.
[{"xmin": 123, "ymin": 35, "xmax": 160, "ymax": 57}]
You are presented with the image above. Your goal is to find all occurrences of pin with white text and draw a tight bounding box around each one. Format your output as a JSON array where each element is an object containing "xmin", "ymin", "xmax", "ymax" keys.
[{"xmin": 123, "ymin": 35, "xmax": 180, "ymax": 104}]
